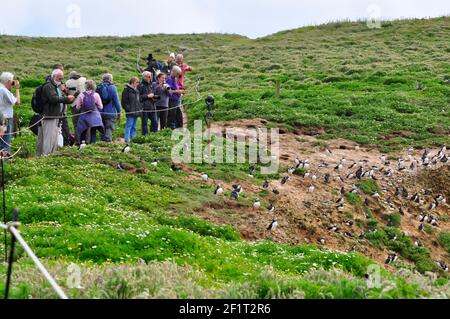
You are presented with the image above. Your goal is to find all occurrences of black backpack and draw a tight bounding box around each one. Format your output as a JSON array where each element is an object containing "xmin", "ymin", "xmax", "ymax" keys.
[{"xmin": 31, "ymin": 83, "xmax": 47, "ymax": 114}]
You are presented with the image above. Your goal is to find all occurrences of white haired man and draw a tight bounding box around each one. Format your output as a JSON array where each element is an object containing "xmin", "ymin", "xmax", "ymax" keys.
[
  {"xmin": 37, "ymin": 69, "xmax": 75, "ymax": 156},
  {"xmin": 0, "ymin": 72, "xmax": 21, "ymax": 156}
]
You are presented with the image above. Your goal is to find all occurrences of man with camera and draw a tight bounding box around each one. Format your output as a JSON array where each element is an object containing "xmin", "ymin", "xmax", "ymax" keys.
[
  {"xmin": 0, "ymin": 72, "xmax": 21, "ymax": 156},
  {"xmin": 37, "ymin": 69, "xmax": 75, "ymax": 156}
]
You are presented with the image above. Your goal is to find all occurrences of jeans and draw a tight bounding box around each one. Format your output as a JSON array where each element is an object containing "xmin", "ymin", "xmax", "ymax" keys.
[
  {"xmin": 125, "ymin": 116, "xmax": 138, "ymax": 143},
  {"xmin": 168, "ymin": 100, "xmax": 181, "ymax": 129},
  {"xmin": 142, "ymin": 110, "xmax": 158, "ymax": 135},
  {"xmin": 101, "ymin": 116, "xmax": 117, "ymax": 142},
  {"xmin": 0, "ymin": 119, "xmax": 13, "ymax": 154}
]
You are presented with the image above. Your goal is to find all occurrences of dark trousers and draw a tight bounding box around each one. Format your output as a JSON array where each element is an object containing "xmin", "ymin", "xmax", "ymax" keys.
[
  {"xmin": 60, "ymin": 113, "xmax": 72, "ymax": 146},
  {"xmin": 142, "ymin": 110, "xmax": 158, "ymax": 135},
  {"xmin": 157, "ymin": 105, "xmax": 168, "ymax": 130},
  {"xmin": 80, "ymin": 128, "xmax": 98, "ymax": 144},
  {"xmin": 101, "ymin": 116, "xmax": 117, "ymax": 142},
  {"xmin": 168, "ymin": 100, "xmax": 182, "ymax": 129}
]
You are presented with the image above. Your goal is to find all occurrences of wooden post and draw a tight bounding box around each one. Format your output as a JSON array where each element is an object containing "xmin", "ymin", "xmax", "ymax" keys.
[{"xmin": 275, "ymin": 80, "xmax": 281, "ymax": 98}]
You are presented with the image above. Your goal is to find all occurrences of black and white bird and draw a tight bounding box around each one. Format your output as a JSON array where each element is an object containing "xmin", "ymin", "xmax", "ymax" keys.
[
  {"xmin": 263, "ymin": 180, "xmax": 270, "ymax": 189},
  {"xmin": 79, "ymin": 140, "xmax": 87, "ymax": 150},
  {"xmin": 328, "ymin": 224, "xmax": 339, "ymax": 232},
  {"xmin": 170, "ymin": 163, "xmax": 180, "ymax": 172},
  {"xmin": 150, "ymin": 159, "xmax": 158, "ymax": 166},
  {"xmin": 232, "ymin": 184, "xmax": 244, "ymax": 194},
  {"xmin": 253, "ymin": 199, "xmax": 261, "ymax": 210},
  {"xmin": 385, "ymin": 254, "xmax": 398, "ymax": 264},
  {"xmin": 214, "ymin": 185, "xmax": 224, "ymax": 195},
  {"xmin": 122, "ymin": 144, "xmax": 131, "ymax": 153},
  {"xmin": 267, "ymin": 204, "xmax": 275, "ymax": 213},
  {"xmin": 267, "ymin": 219, "xmax": 278, "ymax": 232},
  {"xmin": 116, "ymin": 163, "xmax": 125, "ymax": 171},
  {"xmin": 324, "ymin": 174, "xmax": 331, "ymax": 184},
  {"xmin": 249, "ymin": 165, "xmax": 256, "ymax": 178},
  {"xmin": 272, "ymin": 188, "xmax": 280, "ymax": 195},
  {"xmin": 281, "ymin": 176, "xmax": 290, "ymax": 185},
  {"xmin": 230, "ymin": 190, "xmax": 239, "ymax": 201},
  {"xmin": 308, "ymin": 185, "xmax": 315, "ymax": 193},
  {"xmin": 288, "ymin": 167, "xmax": 296, "ymax": 175},
  {"xmin": 201, "ymin": 173, "xmax": 209, "ymax": 182}
]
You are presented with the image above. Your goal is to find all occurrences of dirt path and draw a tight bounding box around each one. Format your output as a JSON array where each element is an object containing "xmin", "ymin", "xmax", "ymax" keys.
[{"xmin": 185, "ymin": 118, "xmax": 450, "ymax": 268}]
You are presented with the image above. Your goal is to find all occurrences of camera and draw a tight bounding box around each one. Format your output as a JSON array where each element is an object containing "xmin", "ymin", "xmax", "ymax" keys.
[{"xmin": 11, "ymin": 81, "xmax": 16, "ymax": 86}]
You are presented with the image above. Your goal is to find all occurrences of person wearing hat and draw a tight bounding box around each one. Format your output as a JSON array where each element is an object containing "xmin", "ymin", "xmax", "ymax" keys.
[{"xmin": 66, "ymin": 71, "xmax": 87, "ymax": 145}]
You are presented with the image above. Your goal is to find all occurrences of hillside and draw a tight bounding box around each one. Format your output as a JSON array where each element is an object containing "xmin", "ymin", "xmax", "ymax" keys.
[{"xmin": 0, "ymin": 17, "xmax": 449, "ymax": 299}]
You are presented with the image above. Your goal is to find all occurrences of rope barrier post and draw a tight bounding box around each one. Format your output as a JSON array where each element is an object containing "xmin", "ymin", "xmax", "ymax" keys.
[
  {"xmin": 205, "ymin": 96, "xmax": 215, "ymax": 159},
  {"xmin": 4, "ymin": 208, "xmax": 19, "ymax": 300},
  {"xmin": 1, "ymin": 154, "xmax": 6, "ymax": 263}
]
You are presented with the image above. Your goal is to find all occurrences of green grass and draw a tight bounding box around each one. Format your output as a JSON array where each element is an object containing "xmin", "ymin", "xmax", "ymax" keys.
[
  {"xmin": 0, "ymin": 17, "xmax": 449, "ymax": 151},
  {"xmin": 357, "ymin": 179, "xmax": 381, "ymax": 195},
  {"xmin": 0, "ymin": 17, "xmax": 449, "ymax": 299},
  {"xmin": 438, "ymin": 232, "xmax": 450, "ymax": 254}
]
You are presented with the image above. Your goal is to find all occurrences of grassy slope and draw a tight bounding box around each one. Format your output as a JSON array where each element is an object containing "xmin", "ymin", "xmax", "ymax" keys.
[{"xmin": 0, "ymin": 17, "xmax": 449, "ymax": 298}]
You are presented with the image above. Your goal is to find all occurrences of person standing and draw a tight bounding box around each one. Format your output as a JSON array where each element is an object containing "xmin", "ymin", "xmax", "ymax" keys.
[
  {"xmin": 175, "ymin": 54, "xmax": 193, "ymax": 90},
  {"xmin": 139, "ymin": 71, "xmax": 158, "ymax": 135},
  {"xmin": 0, "ymin": 72, "xmax": 21, "ymax": 156},
  {"xmin": 66, "ymin": 71, "xmax": 87, "ymax": 145},
  {"xmin": 38, "ymin": 69, "xmax": 75, "ymax": 156},
  {"xmin": 152, "ymin": 73, "xmax": 171, "ymax": 130},
  {"xmin": 166, "ymin": 66, "xmax": 184, "ymax": 129},
  {"xmin": 98, "ymin": 73, "xmax": 122, "ymax": 142},
  {"xmin": 122, "ymin": 77, "xmax": 142, "ymax": 143},
  {"xmin": 46, "ymin": 64, "xmax": 73, "ymax": 146},
  {"xmin": 76, "ymin": 80, "xmax": 104, "ymax": 144}
]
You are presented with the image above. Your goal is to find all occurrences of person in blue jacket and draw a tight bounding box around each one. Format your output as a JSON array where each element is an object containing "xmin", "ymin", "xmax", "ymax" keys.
[{"xmin": 97, "ymin": 73, "xmax": 122, "ymax": 142}]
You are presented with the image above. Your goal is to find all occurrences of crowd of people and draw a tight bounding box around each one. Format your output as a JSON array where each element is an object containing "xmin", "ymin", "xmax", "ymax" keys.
[{"xmin": 0, "ymin": 53, "xmax": 193, "ymax": 157}]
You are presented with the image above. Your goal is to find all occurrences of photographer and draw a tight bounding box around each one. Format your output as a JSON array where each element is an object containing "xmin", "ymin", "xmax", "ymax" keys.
[
  {"xmin": 139, "ymin": 71, "xmax": 158, "ymax": 134},
  {"xmin": 152, "ymin": 73, "xmax": 171, "ymax": 130},
  {"xmin": 0, "ymin": 72, "xmax": 21, "ymax": 156},
  {"xmin": 66, "ymin": 71, "xmax": 87, "ymax": 145},
  {"xmin": 37, "ymin": 69, "xmax": 75, "ymax": 157}
]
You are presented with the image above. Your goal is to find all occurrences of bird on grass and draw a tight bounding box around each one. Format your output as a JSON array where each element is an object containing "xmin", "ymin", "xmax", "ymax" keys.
[
  {"xmin": 233, "ymin": 184, "xmax": 243, "ymax": 194},
  {"xmin": 308, "ymin": 185, "xmax": 315, "ymax": 193},
  {"xmin": 122, "ymin": 144, "xmax": 130, "ymax": 153},
  {"xmin": 150, "ymin": 159, "xmax": 158, "ymax": 167},
  {"xmin": 201, "ymin": 173, "xmax": 209, "ymax": 182},
  {"xmin": 253, "ymin": 199, "xmax": 261, "ymax": 210},
  {"xmin": 79, "ymin": 140, "xmax": 87, "ymax": 151},
  {"xmin": 272, "ymin": 188, "xmax": 280, "ymax": 195},
  {"xmin": 116, "ymin": 163, "xmax": 125, "ymax": 171},
  {"xmin": 170, "ymin": 163, "xmax": 181, "ymax": 172},
  {"xmin": 249, "ymin": 165, "xmax": 256, "ymax": 178},
  {"xmin": 267, "ymin": 204, "xmax": 275, "ymax": 213},
  {"xmin": 230, "ymin": 190, "xmax": 239, "ymax": 201},
  {"xmin": 385, "ymin": 254, "xmax": 398, "ymax": 264},
  {"xmin": 214, "ymin": 185, "xmax": 224, "ymax": 195},
  {"xmin": 263, "ymin": 180, "xmax": 270, "ymax": 189}
]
